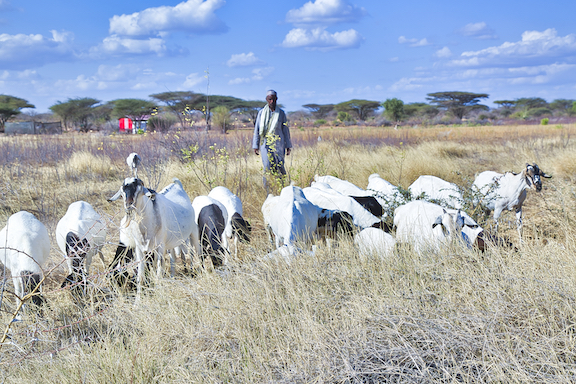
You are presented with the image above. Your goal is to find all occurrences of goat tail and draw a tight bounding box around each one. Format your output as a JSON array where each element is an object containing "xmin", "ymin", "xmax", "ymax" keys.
[{"xmin": 172, "ymin": 178, "xmax": 183, "ymax": 188}]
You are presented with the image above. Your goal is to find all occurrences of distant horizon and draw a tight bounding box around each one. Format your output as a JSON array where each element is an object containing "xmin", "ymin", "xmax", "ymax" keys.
[{"xmin": 1, "ymin": 0, "xmax": 575, "ymax": 114}]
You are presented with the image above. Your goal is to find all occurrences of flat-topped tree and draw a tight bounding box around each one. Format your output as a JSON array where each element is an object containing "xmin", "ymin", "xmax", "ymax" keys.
[
  {"xmin": 150, "ymin": 91, "xmax": 204, "ymax": 128},
  {"xmin": 0, "ymin": 95, "xmax": 35, "ymax": 132},
  {"xmin": 426, "ymin": 91, "xmax": 489, "ymax": 120},
  {"xmin": 335, "ymin": 99, "xmax": 380, "ymax": 121},
  {"xmin": 50, "ymin": 97, "xmax": 101, "ymax": 132},
  {"xmin": 302, "ymin": 104, "xmax": 335, "ymax": 120}
]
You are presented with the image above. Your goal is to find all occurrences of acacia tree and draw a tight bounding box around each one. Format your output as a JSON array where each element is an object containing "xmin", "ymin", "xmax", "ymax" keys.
[
  {"xmin": 236, "ymin": 100, "xmax": 265, "ymax": 126},
  {"xmin": 110, "ymin": 98, "xmax": 157, "ymax": 129},
  {"xmin": 302, "ymin": 104, "xmax": 335, "ymax": 119},
  {"xmin": 150, "ymin": 91, "xmax": 204, "ymax": 128},
  {"xmin": 426, "ymin": 91, "xmax": 489, "ymax": 120},
  {"xmin": 382, "ymin": 98, "xmax": 404, "ymax": 123},
  {"xmin": 0, "ymin": 95, "xmax": 35, "ymax": 132},
  {"xmin": 335, "ymin": 99, "xmax": 381, "ymax": 121},
  {"xmin": 49, "ymin": 97, "xmax": 101, "ymax": 132}
]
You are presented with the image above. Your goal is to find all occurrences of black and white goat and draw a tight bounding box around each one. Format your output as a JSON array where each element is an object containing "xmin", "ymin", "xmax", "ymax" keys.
[
  {"xmin": 192, "ymin": 195, "xmax": 228, "ymax": 268},
  {"xmin": 108, "ymin": 177, "xmax": 199, "ymax": 294},
  {"xmin": 473, "ymin": 163, "xmax": 551, "ymax": 238},
  {"xmin": 0, "ymin": 211, "xmax": 50, "ymax": 306},
  {"xmin": 56, "ymin": 201, "xmax": 107, "ymax": 289},
  {"xmin": 207, "ymin": 186, "xmax": 251, "ymax": 258}
]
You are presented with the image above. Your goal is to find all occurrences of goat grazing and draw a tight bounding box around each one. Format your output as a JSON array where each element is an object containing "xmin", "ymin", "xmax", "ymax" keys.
[
  {"xmin": 303, "ymin": 182, "xmax": 381, "ymax": 229},
  {"xmin": 0, "ymin": 211, "xmax": 50, "ymax": 306},
  {"xmin": 394, "ymin": 201, "xmax": 477, "ymax": 253},
  {"xmin": 192, "ymin": 195, "xmax": 228, "ymax": 268},
  {"xmin": 473, "ymin": 163, "xmax": 551, "ymax": 238},
  {"xmin": 56, "ymin": 201, "xmax": 107, "ymax": 288},
  {"xmin": 262, "ymin": 186, "xmax": 321, "ymax": 256},
  {"xmin": 409, "ymin": 175, "xmax": 464, "ymax": 209},
  {"xmin": 208, "ymin": 186, "xmax": 251, "ymax": 258},
  {"xmin": 108, "ymin": 177, "xmax": 199, "ymax": 294},
  {"xmin": 354, "ymin": 227, "xmax": 396, "ymax": 258}
]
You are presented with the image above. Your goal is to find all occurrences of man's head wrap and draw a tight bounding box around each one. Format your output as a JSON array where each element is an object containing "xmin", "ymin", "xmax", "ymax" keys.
[{"xmin": 266, "ymin": 89, "xmax": 277, "ymax": 97}]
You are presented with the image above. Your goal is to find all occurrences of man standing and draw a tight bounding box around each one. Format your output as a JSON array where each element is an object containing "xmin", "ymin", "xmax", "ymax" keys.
[{"xmin": 252, "ymin": 90, "xmax": 292, "ymax": 191}]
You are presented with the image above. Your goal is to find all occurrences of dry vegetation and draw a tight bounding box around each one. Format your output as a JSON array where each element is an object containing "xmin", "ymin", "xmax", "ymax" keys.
[{"xmin": 1, "ymin": 124, "xmax": 576, "ymax": 382}]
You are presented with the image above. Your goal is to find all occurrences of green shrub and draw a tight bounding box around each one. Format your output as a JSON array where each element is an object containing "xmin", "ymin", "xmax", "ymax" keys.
[
  {"xmin": 314, "ymin": 119, "xmax": 327, "ymax": 127},
  {"xmin": 541, "ymin": 117, "xmax": 549, "ymax": 125}
]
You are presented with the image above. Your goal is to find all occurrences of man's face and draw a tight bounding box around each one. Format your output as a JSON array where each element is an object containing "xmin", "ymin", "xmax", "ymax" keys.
[{"xmin": 266, "ymin": 95, "xmax": 277, "ymax": 110}]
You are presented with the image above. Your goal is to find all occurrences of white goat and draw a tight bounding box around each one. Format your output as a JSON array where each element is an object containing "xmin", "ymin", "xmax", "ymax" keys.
[
  {"xmin": 303, "ymin": 182, "xmax": 381, "ymax": 229},
  {"xmin": 473, "ymin": 163, "xmax": 551, "ymax": 238},
  {"xmin": 354, "ymin": 227, "xmax": 396, "ymax": 258},
  {"xmin": 314, "ymin": 174, "xmax": 369, "ymax": 197},
  {"xmin": 262, "ymin": 186, "xmax": 321, "ymax": 256},
  {"xmin": 208, "ymin": 186, "xmax": 251, "ymax": 258},
  {"xmin": 126, "ymin": 152, "xmax": 142, "ymax": 178},
  {"xmin": 366, "ymin": 173, "xmax": 404, "ymax": 204},
  {"xmin": 409, "ymin": 175, "xmax": 463, "ymax": 209},
  {"xmin": 108, "ymin": 177, "xmax": 200, "ymax": 294},
  {"xmin": 192, "ymin": 195, "xmax": 228, "ymax": 268},
  {"xmin": 314, "ymin": 174, "xmax": 386, "ymax": 219},
  {"xmin": 56, "ymin": 201, "xmax": 107, "ymax": 287},
  {"xmin": 0, "ymin": 211, "xmax": 50, "ymax": 306},
  {"xmin": 394, "ymin": 200, "xmax": 473, "ymax": 253}
]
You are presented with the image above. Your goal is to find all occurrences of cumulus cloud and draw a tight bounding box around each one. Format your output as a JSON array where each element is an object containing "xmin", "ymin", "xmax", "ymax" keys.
[
  {"xmin": 182, "ymin": 72, "xmax": 206, "ymax": 88},
  {"xmin": 453, "ymin": 29, "xmax": 576, "ymax": 67},
  {"xmin": 89, "ymin": 35, "xmax": 168, "ymax": 57},
  {"xmin": 109, "ymin": 0, "xmax": 227, "ymax": 37},
  {"xmin": 227, "ymin": 52, "xmax": 263, "ymax": 67},
  {"xmin": 435, "ymin": 47, "xmax": 452, "ymax": 58},
  {"xmin": 458, "ymin": 22, "xmax": 497, "ymax": 40},
  {"xmin": 228, "ymin": 67, "xmax": 274, "ymax": 85},
  {"xmin": 0, "ymin": 30, "xmax": 75, "ymax": 69},
  {"xmin": 285, "ymin": 0, "xmax": 367, "ymax": 26},
  {"xmin": 282, "ymin": 27, "xmax": 363, "ymax": 51},
  {"xmin": 398, "ymin": 36, "xmax": 430, "ymax": 47}
]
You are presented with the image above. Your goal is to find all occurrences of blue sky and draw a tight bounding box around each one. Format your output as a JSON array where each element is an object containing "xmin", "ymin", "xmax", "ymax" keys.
[{"xmin": 1, "ymin": 0, "xmax": 575, "ymax": 113}]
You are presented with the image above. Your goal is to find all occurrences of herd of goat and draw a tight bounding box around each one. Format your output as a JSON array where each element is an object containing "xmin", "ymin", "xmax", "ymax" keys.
[{"xmin": 0, "ymin": 151, "xmax": 551, "ymax": 309}]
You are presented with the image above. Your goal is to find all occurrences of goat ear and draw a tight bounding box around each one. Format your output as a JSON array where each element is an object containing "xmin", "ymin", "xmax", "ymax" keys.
[
  {"xmin": 145, "ymin": 190, "xmax": 156, "ymax": 200},
  {"xmin": 541, "ymin": 171, "xmax": 552, "ymax": 178},
  {"xmin": 108, "ymin": 188, "xmax": 122, "ymax": 202},
  {"xmin": 432, "ymin": 215, "xmax": 443, "ymax": 229}
]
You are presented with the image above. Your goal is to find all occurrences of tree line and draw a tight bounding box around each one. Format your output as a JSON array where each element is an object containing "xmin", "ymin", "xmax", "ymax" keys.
[{"xmin": 1, "ymin": 91, "xmax": 575, "ymax": 133}]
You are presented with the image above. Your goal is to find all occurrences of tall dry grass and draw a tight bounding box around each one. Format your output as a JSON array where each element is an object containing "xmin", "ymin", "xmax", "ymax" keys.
[{"xmin": 1, "ymin": 124, "xmax": 576, "ymax": 382}]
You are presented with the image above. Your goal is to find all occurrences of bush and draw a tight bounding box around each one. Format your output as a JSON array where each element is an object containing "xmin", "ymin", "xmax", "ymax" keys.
[
  {"xmin": 148, "ymin": 114, "xmax": 177, "ymax": 132},
  {"xmin": 541, "ymin": 117, "xmax": 549, "ymax": 125},
  {"xmin": 314, "ymin": 119, "xmax": 327, "ymax": 127}
]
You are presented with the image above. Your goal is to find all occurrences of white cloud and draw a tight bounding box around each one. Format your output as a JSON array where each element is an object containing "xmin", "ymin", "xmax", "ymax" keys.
[
  {"xmin": 96, "ymin": 64, "xmax": 139, "ymax": 82},
  {"xmin": 286, "ymin": 0, "xmax": 367, "ymax": 25},
  {"xmin": 459, "ymin": 22, "xmax": 497, "ymax": 40},
  {"xmin": 182, "ymin": 72, "xmax": 206, "ymax": 88},
  {"xmin": 109, "ymin": 0, "xmax": 227, "ymax": 37},
  {"xmin": 228, "ymin": 67, "xmax": 274, "ymax": 85},
  {"xmin": 398, "ymin": 36, "xmax": 430, "ymax": 47},
  {"xmin": 455, "ymin": 29, "xmax": 576, "ymax": 67},
  {"xmin": 435, "ymin": 47, "xmax": 452, "ymax": 58},
  {"xmin": 0, "ymin": 30, "xmax": 75, "ymax": 69},
  {"xmin": 227, "ymin": 52, "xmax": 263, "ymax": 67},
  {"xmin": 89, "ymin": 35, "xmax": 167, "ymax": 57},
  {"xmin": 282, "ymin": 27, "xmax": 363, "ymax": 51}
]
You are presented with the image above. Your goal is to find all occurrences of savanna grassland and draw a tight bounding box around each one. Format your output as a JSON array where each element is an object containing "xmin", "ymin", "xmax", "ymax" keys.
[{"xmin": 2, "ymin": 124, "xmax": 576, "ymax": 383}]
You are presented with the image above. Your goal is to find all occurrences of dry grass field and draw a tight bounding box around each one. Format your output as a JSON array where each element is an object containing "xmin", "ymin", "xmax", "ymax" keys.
[{"xmin": 1, "ymin": 124, "xmax": 576, "ymax": 383}]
